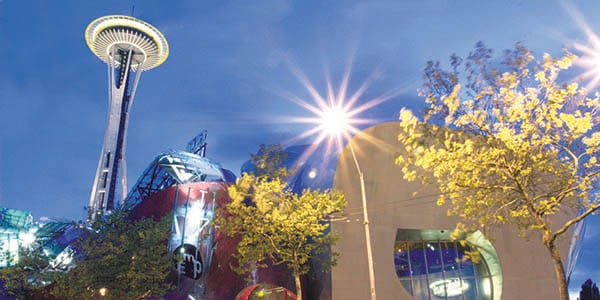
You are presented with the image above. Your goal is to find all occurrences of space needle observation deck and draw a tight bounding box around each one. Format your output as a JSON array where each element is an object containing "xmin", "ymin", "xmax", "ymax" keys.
[{"xmin": 85, "ymin": 15, "xmax": 169, "ymax": 223}]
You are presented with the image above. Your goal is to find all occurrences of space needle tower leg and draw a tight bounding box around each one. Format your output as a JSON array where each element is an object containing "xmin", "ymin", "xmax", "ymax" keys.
[{"xmin": 85, "ymin": 15, "xmax": 169, "ymax": 223}]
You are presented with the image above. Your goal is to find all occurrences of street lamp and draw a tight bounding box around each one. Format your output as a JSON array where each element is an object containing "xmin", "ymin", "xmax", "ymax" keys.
[{"xmin": 319, "ymin": 105, "xmax": 377, "ymax": 300}]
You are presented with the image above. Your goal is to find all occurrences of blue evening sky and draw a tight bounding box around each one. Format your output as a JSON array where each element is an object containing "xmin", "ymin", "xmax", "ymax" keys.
[{"xmin": 0, "ymin": 0, "xmax": 599, "ymax": 297}]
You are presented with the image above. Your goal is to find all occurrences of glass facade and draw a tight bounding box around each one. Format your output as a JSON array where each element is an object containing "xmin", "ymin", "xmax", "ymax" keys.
[
  {"xmin": 0, "ymin": 208, "xmax": 34, "ymax": 267},
  {"xmin": 0, "ymin": 208, "xmax": 32, "ymax": 229},
  {"xmin": 394, "ymin": 229, "xmax": 501, "ymax": 300}
]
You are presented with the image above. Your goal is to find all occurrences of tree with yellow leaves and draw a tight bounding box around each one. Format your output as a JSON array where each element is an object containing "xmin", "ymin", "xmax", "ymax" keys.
[
  {"xmin": 396, "ymin": 42, "xmax": 600, "ymax": 300},
  {"xmin": 216, "ymin": 145, "xmax": 347, "ymax": 300}
]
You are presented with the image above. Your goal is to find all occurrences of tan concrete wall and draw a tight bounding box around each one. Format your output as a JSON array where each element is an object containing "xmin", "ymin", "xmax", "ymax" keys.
[{"xmin": 331, "ymin": 122, "xmax": 571, "ymax": 300}]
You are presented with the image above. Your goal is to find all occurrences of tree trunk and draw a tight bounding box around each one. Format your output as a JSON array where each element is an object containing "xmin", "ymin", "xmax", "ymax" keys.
[
  {"xmin": 547, "ymin": 241, "xmax": 569, "ymax": 300},
  {"xmin": 294, "ymin": 274, "xmax": 302, "ymax": 300}
]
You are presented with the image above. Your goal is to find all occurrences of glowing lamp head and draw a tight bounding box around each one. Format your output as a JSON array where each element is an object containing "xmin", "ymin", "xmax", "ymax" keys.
[
  {"xmin": 320, "ymin": 106, "xmax": 350, "ymax": 137},
  {"xmin": 19, "ymin": 232, "xmax": 36, "ymax": 248}
]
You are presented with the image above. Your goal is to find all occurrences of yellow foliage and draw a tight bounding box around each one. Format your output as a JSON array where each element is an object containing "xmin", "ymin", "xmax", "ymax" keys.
[
  {"xmin": 398, "ymin": 44, "xmax": 600, "ymax": 300},
  {"xmin": 397, "ymin": 43, "xmax": 599, "ymax": 278},
  {"xmin": 535, "ymin": 71, "xmax": 546, "ymax": 82},
  {"xmin": 217, "ymin": 145, "xmax": 347, "ymax": 282}
]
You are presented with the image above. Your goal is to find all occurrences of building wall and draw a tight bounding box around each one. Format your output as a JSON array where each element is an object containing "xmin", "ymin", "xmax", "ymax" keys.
[{"xmin": 331, "ymin": 122, "xmax": 572, "ymax": 300}]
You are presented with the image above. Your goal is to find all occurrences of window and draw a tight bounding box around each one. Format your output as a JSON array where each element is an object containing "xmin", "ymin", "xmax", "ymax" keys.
[
  {"xmin": 394, "ymin": 229, "xmax": 501, "ymax": 300},
  {"xmin": 101, "ymin": 171, "xmax": 108, "ymax": 188},
  {"xmin": 105, "ymin": 152, "xmax": 111, "ymax": 168}
]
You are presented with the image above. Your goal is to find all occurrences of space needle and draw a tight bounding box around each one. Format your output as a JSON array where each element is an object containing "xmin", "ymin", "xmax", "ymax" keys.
[{"xmin": 85, "ymin": 15, "xmax": 169, "ymax": 222}]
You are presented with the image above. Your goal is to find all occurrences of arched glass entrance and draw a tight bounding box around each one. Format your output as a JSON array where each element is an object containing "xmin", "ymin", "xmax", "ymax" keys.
[{"xmin": 394, "ymin": 229, "xmax": 502, "ymax": 300}]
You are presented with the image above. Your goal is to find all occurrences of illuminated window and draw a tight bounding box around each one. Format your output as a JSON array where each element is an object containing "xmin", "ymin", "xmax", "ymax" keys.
[{"xmin": 394, "ymin": 229, "xmax": 501, "ymax": 300}]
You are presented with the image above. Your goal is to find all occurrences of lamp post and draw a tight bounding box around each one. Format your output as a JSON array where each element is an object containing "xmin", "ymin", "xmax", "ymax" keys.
[
  {"xmin": 347, "ymin": 138, "xmax": 377, "ymax": 300},
  {"xmin": 318, "ymin": 106, "xmax": 377, "ymax": 300}
]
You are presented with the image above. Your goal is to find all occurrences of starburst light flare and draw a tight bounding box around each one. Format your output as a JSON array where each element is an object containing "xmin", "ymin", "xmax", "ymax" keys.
[
  {"xmin": 281, "ymin": 61, "xmax": 401, "ymax": 161},
  {"xmin": 563, "ymin": 2, "xmax": 600, "ymax": 91}
]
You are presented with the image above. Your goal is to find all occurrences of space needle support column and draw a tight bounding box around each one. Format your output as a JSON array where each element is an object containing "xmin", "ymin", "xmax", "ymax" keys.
[
  {"xmin": 348, "ymin": 140, "xmax": 376, "ymax": 300},
  {"xmin": 112, "ymin": 47, "xmax": 136, "ymax": 209},
  {"xmin": 114, "ymin": 48, "xmax": 146, "ymax": 205}
]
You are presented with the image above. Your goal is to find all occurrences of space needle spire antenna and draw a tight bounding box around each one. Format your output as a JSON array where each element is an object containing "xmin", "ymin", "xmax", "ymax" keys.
[{"xmin": 85, "ymin": 15, "xmax": 169, "ymax": 223}]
